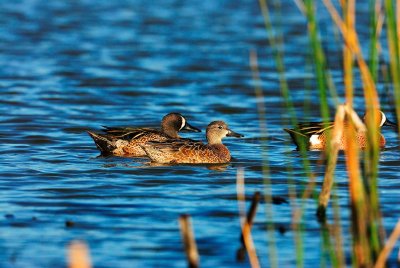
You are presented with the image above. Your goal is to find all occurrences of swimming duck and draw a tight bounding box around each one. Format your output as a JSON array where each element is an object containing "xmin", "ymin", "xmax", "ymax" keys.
[
  {"xmin": 87, "ymin": 113, "xmax": 201, "ymax": 156},
  {"xmin": 284, "ymin": 110, "xmax": 397, "ymax": 150},
  {"xmin": 141, "ymin": 120, "xmax": 243, "ymax": 164}
]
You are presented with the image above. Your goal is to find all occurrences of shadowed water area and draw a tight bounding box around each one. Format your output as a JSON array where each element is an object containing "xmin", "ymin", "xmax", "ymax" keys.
[{"xmin": 1, "ymin": 0, "xmax": 399, "ymax": 267}]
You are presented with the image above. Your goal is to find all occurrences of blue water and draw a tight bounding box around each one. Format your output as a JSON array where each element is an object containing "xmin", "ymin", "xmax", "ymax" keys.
[{"xmin": 1, "ymin": 0, "xmax": 400, "ymax": 267}]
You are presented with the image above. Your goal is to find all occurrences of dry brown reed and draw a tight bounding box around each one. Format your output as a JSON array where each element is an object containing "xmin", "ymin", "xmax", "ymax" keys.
[
  {"xmin": 256, "ymin": 0, "xmax": 400, "ymax": 266},
  {"xmin": 236, "ymin": 168, "xmax": 260, "ymax": 268},
  {"xmin": 237, "ymin": 191, "xmax": 261, "ymax": 262},
  {"xmin": 179, "ymin": 214, "xmax": 199, "ymax": 268},
  {"xmin": 250, "ymin": 49, "xmax": 278, "ymax": 268},
  {"xmin": 68, "ymin": 241, "xmax": 92, "ymax": 268},
  {"xmin": 374, "ymin": 220, "xmax": 400, "ymax": 268},
  {"xmin": 320, "ymin": 0, "xmax": 387, "ymax": 265},
  {"xmin": 317, "ymin": 105, "xmax": 345, "ymax": 218}
]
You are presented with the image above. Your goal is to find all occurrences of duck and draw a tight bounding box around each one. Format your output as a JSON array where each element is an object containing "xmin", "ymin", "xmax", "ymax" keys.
[
  {"xmin": 284, "ymin": 110, "xmax": 397, "ymax": 150},
  {"xmin": 87, "ymin": 113, "xmax": 201, "ymax": 156},
  {"xmin": 141, "ymin": 120, "xmax": 243, "ymax": 164}
]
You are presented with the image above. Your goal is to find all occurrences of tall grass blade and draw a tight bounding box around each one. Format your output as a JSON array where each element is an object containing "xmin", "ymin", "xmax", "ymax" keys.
[
  {"xmin": 321, "ymin": 0, "xmax": 384, "ymax": 262},
  {"xmin": 343, "ymin": 107, "xmax": 371, "ymax": 267},
  {"xmin": 236, "ymin": 168, "xmax": 261, "ymax": 268},
  {"xmin": 368, "ymin": 0, "xmax": 383, "ymax": 82},
  {"xmin": 385, "ymin": 0, "xmax": 400, "ymax": 135},
  {"xmin": 304, "ymin": 0, "xmax": 331, "ymax": 121},
  {"xmin": 343, "ymin": 0, "xmax": 355, "ymax": 106},
  {"xmin": 257, "ymin": 0, "xmax": 297, "ymax": 126},
  {"xmin": 250, "ymin": 50, "xmax": 278, "ymax": 268}
]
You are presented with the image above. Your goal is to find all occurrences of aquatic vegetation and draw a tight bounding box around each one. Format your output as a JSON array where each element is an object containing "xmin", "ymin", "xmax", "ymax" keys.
[
  {"xmin": 2, "ymin": 1, "xmax": 400, "ymax": 267},
  {"xmin": 254, "ymin": 0, "xmax": 400, "ymax": 267}
]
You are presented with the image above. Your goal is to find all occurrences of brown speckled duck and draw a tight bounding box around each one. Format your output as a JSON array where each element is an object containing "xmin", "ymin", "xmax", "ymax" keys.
[
  {"xmin": 141, "ymin": 121, "xmax": 243, "ymax": 164},
  {"xmin": 87, "ymin": 113, "xmax": 201, "ymax": 156},
  {"xmin": 284, "ymin": 110, "xmax": 397, "ymax": 150}
]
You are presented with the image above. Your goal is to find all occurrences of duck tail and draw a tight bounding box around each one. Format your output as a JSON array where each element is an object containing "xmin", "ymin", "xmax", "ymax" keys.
[
  {"xmin": 283, "ymin": 128, "xmax": 309, "ymax": 150},
  {"xmin": 87, "ymin": 131, "xmax": 116, "ymax": 156}
]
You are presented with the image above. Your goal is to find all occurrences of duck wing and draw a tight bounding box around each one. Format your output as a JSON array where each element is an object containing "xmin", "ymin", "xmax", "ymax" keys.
[
  {"xmin": 292, "ymin": 122, "xmax": 334, "ymax": 136},
  {"xmin": 101, "ymin": 126, "xmax": 161, "ymax": 140},
  {"xmin": 144, "ymin": 139, "xmax": 204, "ymax": 153}
]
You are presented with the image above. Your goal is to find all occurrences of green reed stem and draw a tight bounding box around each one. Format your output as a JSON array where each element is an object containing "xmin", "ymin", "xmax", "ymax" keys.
[
  {"xmin": 250, "ymin": 51, "xmax": 279, "ymax": 268},
  {"xmin": 368, "ymin": 0, "xmax": 380, "ymax": 82},
  {"xmin": 258, "ymin": 0, "xmax": 297, "ymax": 126},
  {"xmin": 258, "ymin": 1, "xmax": 320, "ymax": 267},
  {"xmin": 304, "ymin": 0, "xmax": 331, "ymax": 122},
  {"xmin": 331, "ymin": 185, "xmax": 345, "ymax": 267},
  {"xmin": 384, "ymin": 0, "xmax": 400, "ymax": 134},
  {"xmin": 362, "ymin": 16, "xmax": 396, "ymax": 262},
  {"xmin": 258, "ymin": 0, "xmax": 313, "ymax": 179},
  {"xmin": 343, "ymin": 0, "xmax": 355, "ymax": 106},
  {"xmin": 320, "ymin": 221, "xmax": 339, "ymax": 268},
  {"xmin": 365, "ymin": 7, "xmax": 386, "ymax": 256},
  {"xmin": 302, "ymin": 3, "xmax": 344, "ymax": 266}
]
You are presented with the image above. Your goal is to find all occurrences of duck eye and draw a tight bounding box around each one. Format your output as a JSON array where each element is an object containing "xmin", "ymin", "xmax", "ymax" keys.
[{"xmin": 218, "ymin": 126, "xmax": 223, "ymax": 129}]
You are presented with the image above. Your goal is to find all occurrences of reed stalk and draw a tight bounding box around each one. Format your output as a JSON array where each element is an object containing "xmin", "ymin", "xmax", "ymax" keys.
[
  {"xmin": 68, "ymin": 241, "xmax": 92, "ymax": 268},
  {"xmin": 331, "ymin": 188, "xmax": 345, "ymax": 267},
  {"xmin": 343, "ymin": 107, "xmax": 371, "ymax": 266},
  {"xmin": 237, "ymin": 192, "xmax": 261, "ymax": 262},
  {"xmin": 374, "ymin": 220, "xmax": 400, "ymax": 268},
  {"xmin": 343, "ymin": 0, "xmax": 355, "ymax": 106},
  {"xmin": 259, "ymin": 0, "xmax": 398, "ymax": 267},
  {"xmin": 322, "ymin": 0, "xmax": 380, "ymax": 109},
  {"xmin": 257, "ymin": 0, "xmax": 297, "ymax": 126},
  {"xmin": 317, "ymin": 105, "xmax": 345, "ymax": 218},
  {"xmin": 385, "ymin": 0, "xmax": 400, "ymax": 135},
  {"xmin": 320, "ymin": 221, "xmax": 339, "ymax": 267},
  {"xmin": 368, "ymin": 0, "xmax": 382, "ymax": 82},
  {"xmin": 257, "ymin": 2, "xmax": 319, "ymax": 266},
  {"xmin": 322, "ymin": 0, "xmax": 386, "ymax": 264},
  {"xmin": 250, "ymin": 50, "xmax": 278, "ymax": 268},
  {"xmin": 304, "ymin": 0, "xmax": 331, "ymax": 122},
  {"xmin": 236, "ymin": 168, "xmax": 261, "ymax": 268},
  {"xmin": 179, "ymin": 215, "xmax": 199, "ymax": 268}
]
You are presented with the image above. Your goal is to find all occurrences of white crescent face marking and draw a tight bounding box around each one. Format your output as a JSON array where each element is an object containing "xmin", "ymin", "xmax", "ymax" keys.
[
  {"xmin": 309, "ymin": 134, "xmax": 321, "ymax": 146},
  {"xmin": 180, "ymin": 116, "xmax": 186, "ymax": 130},
  {"xmin": 380, "ymin": 111, "xmax": 386, "ymax": 127},
  {"xmin": 224, "ymin": 129, "xmax": 229, "ymax": 137}
]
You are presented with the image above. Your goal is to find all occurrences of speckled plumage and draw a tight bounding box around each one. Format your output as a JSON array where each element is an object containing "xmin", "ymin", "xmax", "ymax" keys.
[
  {"xmin": 142, "ymin": 121, "xmax": 243, "ymax": 164},
  {"xmin": 284, "ymin": 110, "xmax": 396, "ymax": 150},
  {"xmin": 87, "ymin": 113, "xmax": 201, "ymax": 156},
  {"xmin": 295, "ymin": 127, "xmax": 385, "ymax": 150}
]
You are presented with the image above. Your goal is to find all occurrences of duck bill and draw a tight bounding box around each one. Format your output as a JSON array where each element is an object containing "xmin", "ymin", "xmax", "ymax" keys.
[
  {"xmin": 182, "ymin": 122, "xmax": 201, "ymax": 132},
  {"xmin": 227, "ymin": 129, "xmax": 244, "ymax": 138},
  {"xmin": 384, "ymin": 118, "xmax": 398, "ymax": 128}
]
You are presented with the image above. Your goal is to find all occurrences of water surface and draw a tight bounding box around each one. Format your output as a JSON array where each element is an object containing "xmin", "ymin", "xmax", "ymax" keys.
[{"xmin": 1, "ymin": 0, "xmax": 399, "ymax": 267}]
